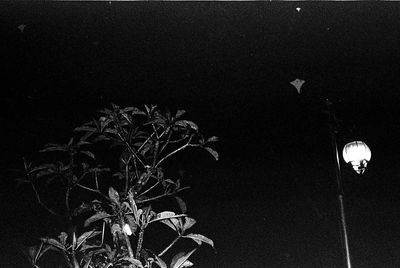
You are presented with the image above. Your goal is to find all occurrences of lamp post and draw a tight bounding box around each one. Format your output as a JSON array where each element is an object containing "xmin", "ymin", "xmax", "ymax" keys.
[{"xmin": 327, "ymin": 100, "xmax": 371, "ymax": 268}]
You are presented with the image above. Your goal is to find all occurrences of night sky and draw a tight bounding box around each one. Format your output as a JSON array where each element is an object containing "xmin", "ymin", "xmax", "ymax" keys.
[{"xmin": 2, "ymin": 2, "xmax": 400, "ymax": 268}]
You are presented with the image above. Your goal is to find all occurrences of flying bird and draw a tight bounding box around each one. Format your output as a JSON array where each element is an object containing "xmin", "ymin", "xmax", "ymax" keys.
[
  {"xmin": 17, "ymin": 24, "xmax": 26, "ymax": 33},
  {"xmin": 290, "ymin": 78, "xmax": 305, "ymax": 94}
]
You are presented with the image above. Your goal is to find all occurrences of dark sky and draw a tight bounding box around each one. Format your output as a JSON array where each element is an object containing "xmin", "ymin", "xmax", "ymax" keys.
[{"xmin": 2, "ymin": 2, "xmax": 400, "ymax": 268}]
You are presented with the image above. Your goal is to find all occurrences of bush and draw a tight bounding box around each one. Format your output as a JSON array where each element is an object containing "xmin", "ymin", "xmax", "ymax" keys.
[{"xmin": 16, "ymin": 104, "xmax": 218, "ymax": 268}]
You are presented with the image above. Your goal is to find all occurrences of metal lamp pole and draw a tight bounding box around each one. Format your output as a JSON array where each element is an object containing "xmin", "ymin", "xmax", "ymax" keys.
[
  {"xmin": 327, "ymin": 100, "xmax": 352, "ymax": 268},
  {"xmin": 331, "ymin": 127, "xmax": 352, "ymax": 268}
]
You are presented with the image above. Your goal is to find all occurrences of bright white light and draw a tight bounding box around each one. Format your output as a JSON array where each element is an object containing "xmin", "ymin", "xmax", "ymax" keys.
[
  {"xmin": 342, "ymin": 141, "xmax": 371, "ymax": 174},
  {"xmin": 123, "ymin": 223, "xmax": 132, "ymax": 236}
]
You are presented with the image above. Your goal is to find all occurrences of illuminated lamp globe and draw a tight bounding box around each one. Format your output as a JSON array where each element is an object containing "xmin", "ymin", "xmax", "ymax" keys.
[{"xmin": 342, "ymin": 141, "xmax": 371, "ymax": 174}]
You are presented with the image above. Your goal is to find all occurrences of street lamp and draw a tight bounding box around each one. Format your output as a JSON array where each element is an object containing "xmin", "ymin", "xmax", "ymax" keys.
[
  {"xmin": 343, "ymin": 141, "xmax": 372, "ymax": 175},
  {"xmin": 327, "ymin": 101, "xmax": 372, "ymax": 268}
]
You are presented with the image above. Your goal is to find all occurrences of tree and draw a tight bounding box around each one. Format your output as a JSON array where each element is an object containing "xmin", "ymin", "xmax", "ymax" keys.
[{"xmin": 16, "ymin": 104, "xmax": 218, "ymax": 268}]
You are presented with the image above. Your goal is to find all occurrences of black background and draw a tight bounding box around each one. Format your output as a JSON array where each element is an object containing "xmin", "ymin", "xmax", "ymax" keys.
[{"xmin": 2, "ymin": 2, "xmax": 400, "ymax": 267}]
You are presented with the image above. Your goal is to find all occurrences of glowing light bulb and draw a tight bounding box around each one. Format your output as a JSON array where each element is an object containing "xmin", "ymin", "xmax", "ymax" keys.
[{"xmin": 123, "ymin": 223, "xmax": 132, "ymax": 236}]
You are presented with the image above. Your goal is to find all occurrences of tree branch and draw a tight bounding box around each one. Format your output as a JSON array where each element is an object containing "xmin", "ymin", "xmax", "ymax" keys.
[
  {"xmin": 124, "ymin": 138, "xmax": 147, "ymax": 168},
  {"xmin": 119, "ymin": 216, "xmax": 135, "ymax": 267},
  {"xmin": 137, "ymin": 181, "xmax": 159, "ymax": 198},
  {"xmin": 137, "ymin": 132, "xmax": 156, "ymax": 153},
  {"xmin": 152, "ymin": 141, "xmax": 160, "ymax": 167},
  {"xmin": 155, "ymin": 135, "xmax": 194, "ymax": 168},
  {"xmin": 159, "ymin": 131, "xmax": 173, "ymax": 155},
  {"xmin": 158, "ymin": 236, "xmax": 180, "ymax": 257},
  {"xmin": 30, "ymin": 182, "xmax": 59, "ymax": 216},
  {"xmin": 135, "ymin": 226, "xmax": 145, "ymax": 259},
  {"xmin": 124, "ymin": 157, "xmax": 131, "ymax": 195},
  {"xmin": 75, "ymin": 184, "xmax": 110, "ymax": 201},
  {"xmin": 65, "ymin": 187, "xmax": 71, "ymax": 218},
  {"xmin": 136, "ymin": 187, "xmax": 190, "ymax": 204},
  {"xmin": 94, "ymin": 170, "xmax": 99, "ymax": 190},
  {"xmin": 152, "ymin": 124, "xmax": 160, "ymax": 139}
]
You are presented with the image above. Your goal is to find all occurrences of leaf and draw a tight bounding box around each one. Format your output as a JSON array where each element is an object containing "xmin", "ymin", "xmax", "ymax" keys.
[
  {"xmin": 15, "ymin": 178, "xmax": 30, "ymax": 186},
  {"xmin": 25, "ymin": 242, "xmax": 53, "ymax": 264},
  {"xmin": 77, "ymin": 140, "xmax": 91, "ymax": 146},
  {"xmin": 153, "ymin": 255, "xmax": 168, "ymax": 268},
  {"xmin": 131, "ymin": 107, "xmax": 146, "ymax": 116},
  {"xmin": 161, "ymin": 218, "xmax": 182, "ymax": 233},
  {"xmin": 72, "ymin": 231, "xmax": 77, "ymax": 250},
  {"xmin": 26, "ymin": 245, "xmax": 37, "ymax": 263},
  {"xmin": 204, "ymin": 147, "xmax": 219, "ymax": 161},
  {"xmin": 129, "ymin": 196, "xmax": 139, "ymax": 223},
  {"xmin": 125, "ymin": 215, "xmax": 138, "ymax": 234},
  {"xmin": 36, "ymin": 244, "xmax": 54, "ymax": 263},
  {"xmin": 111, "ymin": 103, "xmax": 120, "ymax": 110},
  {"xmin": 136, "ymin": 209, "xmax": 143, "ymax": 220},
  {"xmin": 73, "ymin": 203, "xmax": 92, "ymax": 216},
  {"xmin": 112, "ymin": 172, "xmax": 124, "ymax": 180},
  {"xmin": 182, "ymin": 234, "xmax": 214, "ymax": 248},
  {"xmin": 104, "ymin": 128, "xmax": 119, "ymax": 135},
  {"xmin": 175, "ymin": 110, "xmax": 186, "ymax": 119},
  {"xmin": 68, "ymin": 137, "xmax": 74, "ymax": 146},
  {"xmin": 140, "ymin": 142, "xmax": 153, "ymax": 156},
  {"xmin": 174, "ymin": 196, "xmax": 187, "ymax": 214},
  {"xmin": 154, "ymin": 110, "xmax": 167, "ymax": 121},
  {"xmin": 84, "ymin": 212, "xmax": 112, "ymax": 227},
  {"xmin": 108, "ymin": 187, "xmax": 120, "ymax": 206},
  {"xmin": 29, "ymin": 165, "xmax": 51, "ymax": 174},
  {"xmin": 92, "ymin": 134, "xmax": 111, "ymax": 142},
  {"xmin": 36, "ymin": 169, "xmax": 53, "ymax": 179},
  {"xmin": 100, "ymin": 118, "xmax": 113, "ymax": 132},
  {"xmin": 77, "ymin": 231, "xmax": 101, "ymax": 249},
  {"xmin": 40, "ymin": 145, "xmax": 67, "ymax": 153},
  {"xmin": 184, "ymin": 121, "xmax": 198, "ymax": 131},
  {"xmin": 111, "ymin": 224, "xmax": 122, "ymax": 238},
  {"xmin": 58, "ymin": 232, "xmax": 68, "ymax": 246},
  {"xmin": 122, "ymin": 107, "xmax": 135, "ymax": 113},
  {"xmin": 170, "ymin": 252, "xmax": 184, "ymax": 268},
  {"xmin": 40, "ymin": 238, "xmax": 66, "ymax": 251},
  {"xmin": 142, "ymin": 207, "xmax": 157, "ymax": 223},
  {"xmin": 170, "ymin": 248, "xmax": 197, "ymax": 268},
  {"xmin": 144, "ymin": 104, "xmax": 151, "ymax": 114},
  {"xmin": 149, "ymin": 212, "xmax": 186, "ymax": 224},
  {"xmin": 82, "ymin": 162, "xmax": 90, "ymax": 171},
  {"xmin": 175, "ymin": 120, "xmax": 198, "ymax": 131},
  {"xmin": 98, "ymin": 108, "xmax": 113, "ymax": 115},
  {"xmin": 206, "ymin": 136, "xmax": 219, "ymax": 143},
  {"xmin": 74, "ymin": 126, "xmax": 97, "ymax": 132},
  {"xmin": 80, "ymin": 243, "xmax": 102, "ymax": 252},
  {"xmin": 119, "ymin": 257, "xmax": 143, "ymax": 267},
  {"xmin": 181, "ymin": 260, "xmax": 194, "ymax": 267},
  {"xmin": 83, "ymin": 255, "xmax": 93, "ymax": 268},
  {"xmin": 182, "ymin": 217, "xmax": 196, "ymax": 231},
  {"xmin": 27, "ymin": 244, "xmax": 40, "ymax": 263},
  {"xmin": 149, "ymin": 211, "xmax": 175, "ymax": 223},
  {"xmin": 80, "ymin": 130, "xmax": 95, "ymax": 141},
  {"xmin": 80, "ymin": 150, "xmax": 96, "ymax": 160},
  {"xmin": 121, "ymin": 113, "xmax": 132, "ymax": 124},
  {"xmin": 164, "ymin": 179, "xmax": 176, "ymax": 185}
]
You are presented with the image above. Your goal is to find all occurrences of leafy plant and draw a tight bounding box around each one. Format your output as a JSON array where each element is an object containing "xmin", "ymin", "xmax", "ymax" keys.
[{"xmin": 17, "ymin": 104, "xmax": 218, "ymax": 268}]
